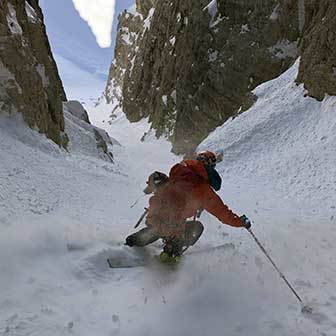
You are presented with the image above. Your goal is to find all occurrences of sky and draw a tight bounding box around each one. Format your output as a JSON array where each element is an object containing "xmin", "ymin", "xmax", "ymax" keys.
[
  {"xmin": 71, "ymin": 0, "xmax": 116, "ymax": 48},
  {"xmin": 39, "ymin": 0, "xmax": 134, "ymax": 102}
]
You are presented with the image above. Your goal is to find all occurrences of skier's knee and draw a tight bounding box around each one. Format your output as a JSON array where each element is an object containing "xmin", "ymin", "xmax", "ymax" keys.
[{"xmin": 125, "ymin": 227, "xmax": 159, "ymax": 247}]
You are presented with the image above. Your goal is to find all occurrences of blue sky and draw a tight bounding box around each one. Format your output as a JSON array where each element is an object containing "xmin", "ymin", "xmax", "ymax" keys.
[{"xmin": 40, "ymin": 0, "xmax": 133, "ymax": 101}]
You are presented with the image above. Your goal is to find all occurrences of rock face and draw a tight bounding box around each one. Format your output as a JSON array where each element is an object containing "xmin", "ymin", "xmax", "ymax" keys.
[
  {"xmin": 296, "ymin": 0, "xmax": 336, "ymax": 100},
  {"xmin": 135, "ymin": 0, "xmax": 156, "ymax": 18},
  {"xmin": 0, "ymin": 0, "xmax": 67, "ymax": 147},
  {"xmin": 104, "ymin": 9, "xmax": 144, "ymax": 110},
  {"xmin": 64, "ymin": 101, "xmax": 114, "ymax": 162},
  {"xmin": 105, "ymin": 0, "xmax": 335, "ymax": 153}
]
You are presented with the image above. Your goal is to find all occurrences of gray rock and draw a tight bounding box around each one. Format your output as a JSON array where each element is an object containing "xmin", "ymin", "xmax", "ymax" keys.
[
  {"xmin": 0, "ymin": 0, "xmax": 67, "ymax": 147},
  {"xmin": 106, "ymin": 0, "xmax": 336, "ymax": 153},
  {"xmin": 65, "ymin": 100, "xmax": 90, "ymax": 123},
  {"xmin": 296, "ymin": 0, "xmax": 336, "ymax": 100},
  {"xmin": 105, "ymin": 0, "xmax": 300, "ymax": 154},
  {"xmin": 63, "ymin": 101, "xmax": 114, "ymax": 162}
]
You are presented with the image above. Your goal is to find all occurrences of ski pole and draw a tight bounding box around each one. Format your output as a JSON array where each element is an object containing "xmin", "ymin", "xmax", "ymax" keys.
[
  {"xmin": 134, "ymin": 208, "xmax": 148, "ymax": 229},
  {"xmin": 246, "ymin": 228, "xmax": 303, "ymax": 303},
  {"xmin": 130, "ymin": 193, "xmax": 146, "ymax": 208}
]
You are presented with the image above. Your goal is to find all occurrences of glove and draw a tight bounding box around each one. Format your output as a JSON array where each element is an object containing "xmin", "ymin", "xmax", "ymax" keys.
[{"xmin": 240, "ymin": 215, "xmax": 251, "ymax": 229}]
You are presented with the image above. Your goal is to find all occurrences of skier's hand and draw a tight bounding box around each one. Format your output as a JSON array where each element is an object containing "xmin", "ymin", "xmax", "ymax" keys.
[{"xmin": 240, "ymin": 215, "xmax": 251, "ymax": 229}]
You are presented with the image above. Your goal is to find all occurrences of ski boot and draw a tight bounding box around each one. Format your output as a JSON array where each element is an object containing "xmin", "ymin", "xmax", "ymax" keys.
[{"xmin": 159, "ymin": 239, "xmax": 183, "ymax": 263}]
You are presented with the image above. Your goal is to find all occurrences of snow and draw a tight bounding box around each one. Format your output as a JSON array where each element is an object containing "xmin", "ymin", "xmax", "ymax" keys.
[
  {"xmin": 204, "ymin": 0, "xmax": 223, "ymax": 28},
  {"xmin": 1, "ymin": 59, "xmax": 336, "ymax": 336},
  {"xmin": 200, "ymin": 60, "xmax": 336, "ymax": 217},
  {"xmin": 270, "ymin": 4, "xmax": 280, "ymax": 21},
  {"xmin": 35, "ymin": 64, "xmax": 49, "ymax": 88},
  {"xmin": 198, "ymin": 60, "xmax": 336, "ymax": 332},
  {"xmin": 208, "ymin": 50, "xmax": 219, "ymax": 62},
  {"xmin": 268, "ymin": 40, "xmax": 298, "ymax": 59},
  {"xmin": 121, "ymin": 27, "xmax": 138, "ymax": 45},
  {"xmin": 204, "ymin": 0, "xmax": 218, "ymax": 22},
  {"xmin": 171, "ymin": 90, "xmax": 177, "ymax": 104},
  {"xmin": 240, "ymin": 24, "xmax": 250, "ymax": 34},
  {"xmin": 143, "ymin": 8, "xmax": 155, "ymax": 30},
  {"xmin": 6, "ymin": 3, "xmax": 23, "ymax": 35},
  {"xmin": 169, "ymin": 36, "xmax": 176, "ymax": 46},
  {"xmin": 71, "ymin": 0, "xmax": 116, "ymax": 48},
  {"xmin": 161, "ymin": 95, "xmax": 168, "ymax": 106},
  {"xmin": 25, "ymin": 1, "xmax": 39, "ymax": 24}
]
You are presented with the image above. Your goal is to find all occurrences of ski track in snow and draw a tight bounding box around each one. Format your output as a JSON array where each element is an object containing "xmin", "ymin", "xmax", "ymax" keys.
[{"xmin": 1, "ymin": 62, "xmax": 336, "ymax": 335}]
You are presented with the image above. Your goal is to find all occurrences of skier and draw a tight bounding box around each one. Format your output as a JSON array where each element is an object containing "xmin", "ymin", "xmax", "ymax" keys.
[{"xmin": 125, "ymin": 151, "xmax": 251, "ymax": 261}]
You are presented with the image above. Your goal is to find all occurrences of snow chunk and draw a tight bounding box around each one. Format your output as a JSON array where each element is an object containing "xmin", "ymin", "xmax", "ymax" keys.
[
  {"xmin": 25, "ymin": 1, "xmax": 39, "ymax": 24},
  {"xmin": 208, "ymin": 50, "xmax": 219, "ymax": 62},
  {"xmin": 143, "ymin": 8, "xmax": 155, "ymax": 30},
  {"xmin": 129, "ymin": 55, "xmax": 136, "ymax": 74},
  {"xmin": 169, "ymin": 36, "xmax": 176, "ymax": 46},
  {"xmin": 35, "ymin": 64, "xmax": 50, "ymax": 88},
  {"xmin": 204, "ymin": 0, "xmax": 224, "ymax": 28},
  {"xmin": 171, "ymin": 90, "xmax": 177, "ymax": 104},
  {"xmin": 204, "ymin": 0, "xmax": 218, "ymax": 21},
  {"xmin": 240, "ymin": 24, "xmax": 250, "ymax": 34},
  {"xmin": 120, "ymin": 27, "xmax": 138, "ymax": 45},
  {"xmin": 162, "ymin": 95, "xmax": 168, "ymax": 106},
  {"xmin": 7, "ymin": 3, "xmax": 23, "ymax": 35},
  {"xmin": 268, "ymin": 40, "xmax": 298, "ymax": 59},
  {"xmin": 269, "ymin": 4, "xmax": 280, "ymax": 21}
]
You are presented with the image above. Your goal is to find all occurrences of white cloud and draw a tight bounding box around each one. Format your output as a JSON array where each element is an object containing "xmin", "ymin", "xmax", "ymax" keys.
[{"xmin": 72, "ymin": 0, "xmax": 115, "ymax": 48}]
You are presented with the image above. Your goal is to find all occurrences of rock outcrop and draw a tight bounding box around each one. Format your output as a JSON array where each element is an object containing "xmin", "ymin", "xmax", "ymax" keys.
[
  {"xmin": 0, "ymin": 0, "xmax": 67, "ymax": 147},
  {"xmin": 296, "ymin": 0, "xmax": 336, "ymax": 100},
  {"xmin": 104, "ymin": 9, "xmax": 144, "ymax": 110},
  {"xmin": 105, "ymin": 0, "xmax": 335, "ymax": 153},
  {"xmin": 135, "ymin": 0, "xmax": 156, "ymax": 18},
  {"xmin": 64, "ymin": 101, "xmax": 114, "ymax": 162}
]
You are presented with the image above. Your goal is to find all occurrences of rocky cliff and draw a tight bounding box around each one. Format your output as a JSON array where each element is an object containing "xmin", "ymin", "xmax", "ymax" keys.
[
  {"xmin": 296, "ymin": 0, "xmax": 336, "ymax": 100},
  {"xmin": 0, "ymin": 0, "xmax": 67, "ymax": 147},
  {"xmin": 104, "ymin": 0, "xmax": 335, "ymax": 154}
]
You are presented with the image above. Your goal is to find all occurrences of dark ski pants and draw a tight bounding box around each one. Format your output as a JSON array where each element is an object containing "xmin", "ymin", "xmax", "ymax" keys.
[{"xmin": 126, "ymin": 220, "xmax": 204, "ymax": 247}]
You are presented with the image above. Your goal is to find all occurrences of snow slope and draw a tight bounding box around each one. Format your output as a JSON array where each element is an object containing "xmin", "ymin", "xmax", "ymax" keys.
[{"xmin": 1, "ymin": 61, "xmax": 336, "ymax": 335}]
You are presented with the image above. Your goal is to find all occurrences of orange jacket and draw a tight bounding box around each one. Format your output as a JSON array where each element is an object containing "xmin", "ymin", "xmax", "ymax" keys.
[{"xmin": 146, "ymin": 160, "xmax": 242, "ymax": 237}]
